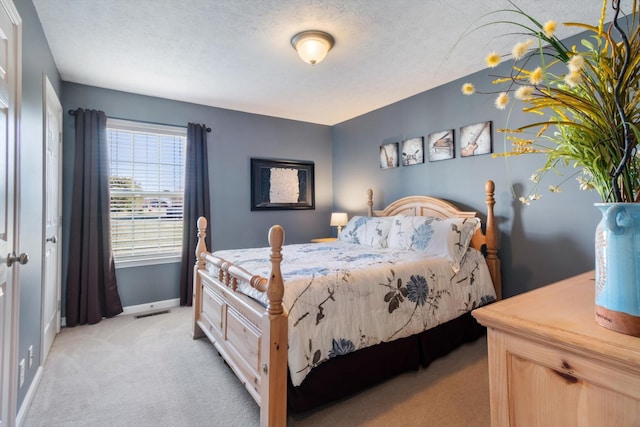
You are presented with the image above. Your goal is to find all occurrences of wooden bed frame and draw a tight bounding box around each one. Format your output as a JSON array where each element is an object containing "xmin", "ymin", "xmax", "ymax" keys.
[{"xmin": 192, "ymin": 180, "xmax": 501, "ymax": 427}]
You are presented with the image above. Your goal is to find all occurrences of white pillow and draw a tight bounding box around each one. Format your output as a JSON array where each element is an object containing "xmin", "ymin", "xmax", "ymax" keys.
[
  {"xmin": 387, "ymin": 215, "xmax": 481, "ymax": 271},
  {"xmin": 338, "ymin": 216, "xmax": 393, "ymax": 248}
]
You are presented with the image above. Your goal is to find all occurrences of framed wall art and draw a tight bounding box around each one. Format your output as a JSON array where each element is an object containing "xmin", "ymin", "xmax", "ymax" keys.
[
  {"xmin": 401, "ymin": 137, "xmax": 424, "ymax": 166},
  {"xmin": 427, "ymin": 129, "xmax": 454, "ymax": 161},
  {"xmin": 250, "ymin": 158, "xmax": 315, "ymax": 211},
  {"xmin": 379, "ymin": 142, "xmax": 399, "ymax": 169},
  {"xmin": 460, "ymin": 121, "xmax": 492, "ymax": 157}
]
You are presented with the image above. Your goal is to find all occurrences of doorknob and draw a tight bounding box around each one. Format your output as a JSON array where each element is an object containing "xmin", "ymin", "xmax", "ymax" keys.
[
  {"xmin": 46, "ymin": 235, "xmax": 57, "ymax": 244},
  {"xmin": 7, "ymin": 252, "xmax": 29, "ymax": 267}
]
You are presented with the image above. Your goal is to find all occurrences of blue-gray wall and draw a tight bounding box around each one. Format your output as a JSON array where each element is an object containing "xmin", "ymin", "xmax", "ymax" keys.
[
  {"xmin": 61, "ymin": 83, "xmax": 333, "ymax": 309},
  {"xmin": 15, "ymin": 0, "xmax": 62, "ymax": 412},
  {"xmin": 332, "ymin": 52, "xmax": 601, "ymax": 298}
]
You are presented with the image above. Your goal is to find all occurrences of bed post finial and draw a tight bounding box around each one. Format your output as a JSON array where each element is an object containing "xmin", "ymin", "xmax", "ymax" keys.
[
  {"xmin": 367, "ymin": 188, "xmax": 374, "ymax": 216},
  {"xmin": 196, "ymin": 217, "xmax": 207, "ymax": 268},
  {"xmin": 262, "ymin": 225, "xmax": 288, "ymax": 427},
  {"xmin": 267, "ymin": 225, "xmax": 285, "ymax": 316},
  {"xmin": 484, "ymin": 180, "xmax": 501, "ymax": 300},
  {"xmin": 192, "ymin": 217, "xmax": 208, "ymax": 339}
]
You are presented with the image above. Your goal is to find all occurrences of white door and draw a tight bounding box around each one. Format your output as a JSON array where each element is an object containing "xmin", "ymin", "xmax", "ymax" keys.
[
  {"xmin": 0, "ymin": 89, "xmax": 13, "ymax": 427},
  {"xmin": 0, "ymin": 1, "xmax": 21, "ymax": 426},
  {"xmin": 42, "ymin": 76, "xmax": 62, "ymax": 363}
]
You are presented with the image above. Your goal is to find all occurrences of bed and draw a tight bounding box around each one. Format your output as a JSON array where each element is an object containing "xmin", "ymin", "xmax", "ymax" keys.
[{"xmin": 192, "ymin": 180, "xmax": 501, "ymax": 427}]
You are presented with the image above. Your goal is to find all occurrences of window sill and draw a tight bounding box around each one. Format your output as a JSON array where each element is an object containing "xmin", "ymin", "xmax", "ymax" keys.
[{"xmin": 115, "ymin": 255, "xmax": 181, "ymax": 269}]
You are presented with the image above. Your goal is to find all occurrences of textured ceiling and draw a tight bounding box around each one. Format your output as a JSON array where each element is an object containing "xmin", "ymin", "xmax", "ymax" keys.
[{"xmin": 33, "ymin": 0, "xmax": 609, "ymax": 126}]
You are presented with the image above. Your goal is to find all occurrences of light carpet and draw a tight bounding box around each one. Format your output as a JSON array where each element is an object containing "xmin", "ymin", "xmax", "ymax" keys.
[{"xmin": 22, "ymin": 306, "xmax": 490, "ymax": 426}]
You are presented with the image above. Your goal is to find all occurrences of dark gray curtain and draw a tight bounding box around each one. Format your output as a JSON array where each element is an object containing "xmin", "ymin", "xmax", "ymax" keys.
[
  {"xmin": 180, "ymin": 123, "xmax": 211, "ymax": 305},
  {"xmin": 66, "ymin": 108, "xmax": 123, "ymax": 326}
]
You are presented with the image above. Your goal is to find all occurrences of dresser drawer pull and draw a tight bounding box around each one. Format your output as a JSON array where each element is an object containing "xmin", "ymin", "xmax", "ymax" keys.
[{"xmin": 553, "ymin": 369, "xmax": 578, "ymax": 384}]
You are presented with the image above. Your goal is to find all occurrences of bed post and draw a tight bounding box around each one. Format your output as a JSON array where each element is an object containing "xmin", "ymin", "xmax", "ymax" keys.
[
  {"xmin": 367, "ymin": 188, "xmax": 374, "ymax": 216},
  {"xmin": 192, "ymin": 216, "xmax": 207, "ymax": 339},
  {"xmin": 484, "ymin": 180, "xmax": 502, "ymax": 300},
  {"xmin": 260, "ymin": 225, "xmax": 288, "ymax": 427}
]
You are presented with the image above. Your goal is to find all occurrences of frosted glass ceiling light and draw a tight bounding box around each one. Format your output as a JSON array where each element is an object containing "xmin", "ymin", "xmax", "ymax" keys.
[{"xmin": 291, "ymin": 30, "xmax": 334, "ymax": 65}]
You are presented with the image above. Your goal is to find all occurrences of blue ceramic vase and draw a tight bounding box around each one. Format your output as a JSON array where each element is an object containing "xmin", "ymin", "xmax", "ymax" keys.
[{"xmin": 594, "ymin": 203, "xmax": 640, "ymax": 336}]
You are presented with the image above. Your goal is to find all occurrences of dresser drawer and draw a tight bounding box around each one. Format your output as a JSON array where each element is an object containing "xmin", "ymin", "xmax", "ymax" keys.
[
  {"xmin": 491, "ymin": 330, "xmax": 640, "ymax": 427},
  {"xmin": 474, "ymin": 272, "xmax": 640, "ymax": 427}
]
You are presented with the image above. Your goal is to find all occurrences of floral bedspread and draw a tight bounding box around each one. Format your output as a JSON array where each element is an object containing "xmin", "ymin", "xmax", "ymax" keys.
[{"xmin": 211, "ymin": 241, "xmax": 496, "ymax": 386}]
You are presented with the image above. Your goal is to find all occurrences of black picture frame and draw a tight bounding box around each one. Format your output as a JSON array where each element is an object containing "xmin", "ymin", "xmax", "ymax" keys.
[
  {"xmin": 379, "ymin": 142, "xmax": 399, "ymax": 169},
  {"xmin": 251, "ymin": 158, "xmax": 315, "ymax": 211},
  {"xmin": 428, "ymin": 129, "xmax": 455, "ymax": 162},
  {"xmin": 401, "ymin": 137, "xmax": 425, "ymax": 166},
  {"xmin": 460, "ymin": 121, "xmax": 492, "ymax": 157}
]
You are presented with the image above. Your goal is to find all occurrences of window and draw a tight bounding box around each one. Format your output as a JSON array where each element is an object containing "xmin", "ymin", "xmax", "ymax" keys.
[{"xmin": 106, "ymin": 119, "xmax": 186, "ymax": 264}]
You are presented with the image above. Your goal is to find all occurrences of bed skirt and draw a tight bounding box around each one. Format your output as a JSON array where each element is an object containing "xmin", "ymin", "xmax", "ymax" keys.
[{"xmin": 287, "ymin": 311, "xmax": 486, "ymax": 413}]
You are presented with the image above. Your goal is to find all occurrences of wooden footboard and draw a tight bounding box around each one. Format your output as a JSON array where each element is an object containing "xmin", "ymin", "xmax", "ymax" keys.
[{"xmin": 192, "ymin": 217, "xmax": 287, "ymax": 427}]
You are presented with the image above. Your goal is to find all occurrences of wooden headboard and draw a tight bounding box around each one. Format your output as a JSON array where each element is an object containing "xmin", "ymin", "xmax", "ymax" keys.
[{"xmin": 365, "ymin": 180, "xmax": 501, "ymax": 300}]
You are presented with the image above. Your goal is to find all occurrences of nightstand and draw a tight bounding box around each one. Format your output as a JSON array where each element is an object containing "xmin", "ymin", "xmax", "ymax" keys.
[
  {"xmin": 310, "ymin": 237, "xmax": 337, "ymax": 243},
  {"xmin": 472, "ymin": 271, "xmax": 640, "ymax": 426}
]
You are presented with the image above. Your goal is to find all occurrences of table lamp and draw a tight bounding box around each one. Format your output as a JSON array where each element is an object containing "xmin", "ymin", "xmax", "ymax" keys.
[{"xmin": 330, "ymin": 212, "xmax": 348, "ymax": 236}]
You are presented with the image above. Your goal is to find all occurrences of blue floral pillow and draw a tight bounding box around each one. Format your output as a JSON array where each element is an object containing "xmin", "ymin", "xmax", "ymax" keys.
[
  {"xmin": 338, "ymin": 216, "xmax": 393, "ymax": 248},
  {"xmin": 386, "ymin": 216, "xmax": 435, "ymax": 251},
  {"xmin": 387, "ymin": 216, "xmax": 481, "ymax": 271}
]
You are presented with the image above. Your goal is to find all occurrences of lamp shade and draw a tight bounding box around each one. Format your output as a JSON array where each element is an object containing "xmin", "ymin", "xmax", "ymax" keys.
[
  {"xmin": 291, "ymin": 30, "xmax": 334, "ymax": 65},
  {"xmin": 330, "ymin": 212, "xmax": 348, "ymax": 227}
]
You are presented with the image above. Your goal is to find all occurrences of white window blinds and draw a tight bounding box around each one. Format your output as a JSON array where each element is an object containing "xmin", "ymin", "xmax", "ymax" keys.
[{"xmin": 106, "ymin": 119, "xmax": 186, "ymax": 262}]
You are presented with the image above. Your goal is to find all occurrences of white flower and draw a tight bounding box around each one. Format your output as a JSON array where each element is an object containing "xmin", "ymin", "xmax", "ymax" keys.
[
  {"xmin": 515, "ymin": 86, "xmax": 535, "ymax": 101},
  {"xmin": 564, "ymin": 71, "xmax": 582, "ymax": 87},
  {"xmin": 568, "ymin": 54, "xmax": 585, "ymax": 72},
  {"xmin": 512, "ymin": 40, "xmax": 533, "ymax": 60},
  {"xmin": 577, "ymin": 175, "xmax": 595, "ymax": 191},
  {"xmin": 519, "ymin": 193, "xmax": 541, "ymax": 205},
  {"xmin": 495, "ymin": 92, "xmax": 509, "ymax": 109}
]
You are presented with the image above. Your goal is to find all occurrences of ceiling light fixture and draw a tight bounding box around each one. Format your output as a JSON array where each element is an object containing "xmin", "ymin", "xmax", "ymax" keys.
[{"xmin": 291, "ymin": 30, "xmax": 334, "ymax": 66}]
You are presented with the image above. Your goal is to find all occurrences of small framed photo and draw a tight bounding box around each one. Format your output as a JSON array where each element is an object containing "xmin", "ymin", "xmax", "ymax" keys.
[
  {"xmin": 460, "ymin": 121, "xmax": 492, "ymax": 157},
  {"xmin": 379, "ymin": 142, "xmax": 399, "ymax": 169},
  {"xmin": 428, "ymin": 129, "xmax": 454, "ymax": 161},
  {"xmin": 401, "ymin": 137, "xmax": 424, "ymax": 166}
]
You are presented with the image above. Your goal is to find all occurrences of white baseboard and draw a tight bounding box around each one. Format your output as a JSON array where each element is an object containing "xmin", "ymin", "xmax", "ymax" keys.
[
  {"xmin": 16, "ymin": 365, "xmax": 43, "ymax": 427},
  {"xmin": 61, "ymin": 298, "xmax": 181, "ymax": 327}
]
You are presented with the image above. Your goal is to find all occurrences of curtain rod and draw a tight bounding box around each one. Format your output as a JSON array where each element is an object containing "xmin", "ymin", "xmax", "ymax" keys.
[{"xmin": 67, "ymin": 109, "xmax": 211, "ymax": 132}]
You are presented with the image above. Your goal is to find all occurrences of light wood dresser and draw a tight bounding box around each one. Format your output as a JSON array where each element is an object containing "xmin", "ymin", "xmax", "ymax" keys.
[{"xmin": 472, "ymin": 271, "xmax": 640, "ymax": 427}]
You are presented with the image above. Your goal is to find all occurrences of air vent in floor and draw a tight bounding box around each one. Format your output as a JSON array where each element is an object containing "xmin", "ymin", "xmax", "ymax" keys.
[{"xmin": 135, "ymin": 309, "xmax": 170, "ymax": 319}]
